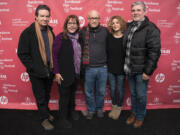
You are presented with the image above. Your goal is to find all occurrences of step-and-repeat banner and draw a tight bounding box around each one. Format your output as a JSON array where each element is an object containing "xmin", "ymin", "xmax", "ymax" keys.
[{"xmin": 0, "ymin": 0, "xmax": 180, "ymax": 110}]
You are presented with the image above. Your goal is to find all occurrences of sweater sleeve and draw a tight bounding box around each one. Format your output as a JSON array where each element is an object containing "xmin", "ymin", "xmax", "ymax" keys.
[{"xmin": 52, "ymin": 33, "xmax": 62, "ymax": 74}]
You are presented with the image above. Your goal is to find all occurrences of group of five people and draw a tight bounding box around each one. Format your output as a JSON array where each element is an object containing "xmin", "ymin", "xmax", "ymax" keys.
[{"xmin": 17, "ymin": 1, "xmax": 161, "ymax": 131}]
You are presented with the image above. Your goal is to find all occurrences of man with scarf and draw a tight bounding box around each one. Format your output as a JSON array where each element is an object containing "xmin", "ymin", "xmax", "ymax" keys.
[
  {"xmin": 17, "ymin": 5, "xmax": 55, "ymax": 130},
  {"xmin": 80, "ymin": 10, "xmax": 108, "ymax": 120},
  {"xmin": 124, "ymin": 1, "xmax": 161, "ymax": 128}
]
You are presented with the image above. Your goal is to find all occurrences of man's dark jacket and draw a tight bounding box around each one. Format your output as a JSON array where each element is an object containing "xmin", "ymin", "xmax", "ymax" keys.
[
  {"xmin": 17, "ymin": 23, "xmax": 55, "ymax": 78},
  {"xmin": 123, "ymin": 16, "xmax": 161, "ymax": 76}
]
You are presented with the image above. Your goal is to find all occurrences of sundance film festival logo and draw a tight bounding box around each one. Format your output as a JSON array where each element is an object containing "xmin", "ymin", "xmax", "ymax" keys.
[
  {"xmin": 105, "ymin": 1, "xmax": 124, "ymax": 13},
  {"xmin": 25, "ymin": 97, "xmax": 34, "ymax": 105},
  {"xmin": 177, "ymin": 3, "xmax": 180, "ymax": 15},
  {"xmin": 0, "ymin": 31, "xmax": 12, "ymax": 41},
  {"xmin": 173, "ymin": 99, "xmax": 180, "ymax": 103},
  {"xmin": 0, "ymin": 2, "xmax": 8, "ymax": 5},
  {"xmin": 78, "ymin": 16, "xmax": 85, "ymax": 27},
  {"xmin": 171, "ymin": 59, "xmax": 180, "ymax": 71},
  {"xmin": 49, "ymin": 18, "xmax": 58, "ymax": 24},
  {"xmin": 49, "ymin": 18, "xmax": 58, "ymax": 27},
  {"xmin": 104, "ymin": 99, "xmax": 111, "ymax": 104},
  {"xmin": 0, "ymin": 74, "xmax": 7, "ymax": 80},
  {"xmin": 63, "ymin": 0, "xmax": 82, "ymax": 13},
  {"xmin": 174, "ymin": 32, "xmax": 180, "ymax": 44},
  {"xmin": 161, "ymin": 48, "xmax": 170, "ymax": 56},
  {"xmin": 64, "ymin": 0, "xmax": 81, "ymax": 4},
  {"xmin": 151, "ymin": 97, "xmax": 162, "ymax": 105},
  {"xmin": 155, "ymin": 73, "xmax": 165, "ymax": 83},
  {"xmin": 2, "ymin": 84, "xmax": 18, "ymax": 94},
  {"xmin": 21, "ymin": 97, "xmax": 35, "ymax": 105},
  {"xmin": 153, "ymin": 97, "xmax": 159, "ymax": 103},
  {"xmin": 106, "ymin": 8, "xmax": 112, "ymax": 13},
  {"xmin": 0, "ymin": 1, "xmax": 9, "ymax": 12},
  {"xmin": 0, "ymin": 49, "xmax": 4, "ymax": 54},
  {"xmin": 63, "ymin": 3, "xmax": 70, "ymax": 13},
  {"xmin": 145, "ymin": 1, "xmax": 160, "ymax": 13},
  {"xmin": 157, "ymin": 20, "xmax": 174, "ymax": 28},
  {"xmin": 0, "ymin": 96, "xmax": 8, "ymax": 104},
  {"xmin": 12, "ymin": 18, "xmax": 29, "ymax": 27},
  {"xmin": 104, "ymin": 17, "xmax": 110, "ymax": 24},
  {"xmin": 21, "ymin": 72, "xmax": 29, "ymax": 82},
  {"xmin": 26, "ymin": 0, "xmax": 44, "ymax": 13}
]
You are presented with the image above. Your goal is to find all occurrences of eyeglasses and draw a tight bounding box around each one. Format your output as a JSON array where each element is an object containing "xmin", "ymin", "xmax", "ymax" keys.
[
  {"xmin": 67, "ymin": 22, "xmax": 77, "ymax": 25},
  {"xmin": 88, "ymin": 17, "xmax": 100, "ymax": 20}
]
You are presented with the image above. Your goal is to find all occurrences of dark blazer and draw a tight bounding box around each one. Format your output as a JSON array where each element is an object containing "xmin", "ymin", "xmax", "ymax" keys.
[
  {"xmin": 123, "ymin": 16, "xmax": 161, "ymax": 76},
  {"xmin": 17, "ymin": 23, "xmax": 55, "ymax": 78}
]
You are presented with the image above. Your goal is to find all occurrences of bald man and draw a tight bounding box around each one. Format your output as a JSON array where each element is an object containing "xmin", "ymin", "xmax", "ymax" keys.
[{"xmin": 80, "ymin": 10, "xmax": 108, "ymax": 120}]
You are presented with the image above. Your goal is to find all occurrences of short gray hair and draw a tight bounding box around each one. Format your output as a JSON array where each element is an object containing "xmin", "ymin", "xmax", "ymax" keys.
[{"xmin": 131, "ymin": 1, "xmax": 146, "ymax": 12}]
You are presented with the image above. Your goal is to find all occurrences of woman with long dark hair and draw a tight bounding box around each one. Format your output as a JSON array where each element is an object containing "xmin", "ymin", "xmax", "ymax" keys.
[{"xmin": 53, "ymin": 15, "xmax": 82, "ymax": 128}]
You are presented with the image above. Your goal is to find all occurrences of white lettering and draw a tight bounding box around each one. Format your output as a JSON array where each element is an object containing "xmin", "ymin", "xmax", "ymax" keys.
[
  {"xmin": 107, "ymin": 0, "xmax": 123, "ymax": 4},
  {"xmin": 0, "ymin": 2, "xmax": 8, "ymax": 5},
  {"xmin": 65, "ymin": 0, "xmax": 81, "ymax": 4}
]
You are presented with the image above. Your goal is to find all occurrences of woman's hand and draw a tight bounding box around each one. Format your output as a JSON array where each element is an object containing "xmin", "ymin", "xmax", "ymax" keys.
[{"xmin": 55, "ymin": 73, "xmax": 64, "ymax": 84}]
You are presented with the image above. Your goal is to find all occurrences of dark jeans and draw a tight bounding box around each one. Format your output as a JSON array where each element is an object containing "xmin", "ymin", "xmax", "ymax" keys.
[
  {"xmin": 29, "ymin": 73, "xmax": 53, "ymax": 121},
  {"xmin": 58, "ymin": 79, "xmax": 78, "ymax": 119},
  {"xmin": 108, "ymin": 72, "xmax": 125, "ymax": 107},
  {"xmin": 128, "ymin": 74, "xmax": 149, "ymax": 120}
]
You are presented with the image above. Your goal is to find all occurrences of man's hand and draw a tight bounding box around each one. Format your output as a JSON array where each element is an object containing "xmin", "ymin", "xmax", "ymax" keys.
[{"xmin": 142, "ymin": 73, "xmax": 150, "ymax": 80}]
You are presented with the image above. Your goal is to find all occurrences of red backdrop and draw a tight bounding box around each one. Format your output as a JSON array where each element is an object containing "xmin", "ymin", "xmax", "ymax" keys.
[{"xmin": 0, "ymin": 0, "xmax": 180, "ymax": 110}]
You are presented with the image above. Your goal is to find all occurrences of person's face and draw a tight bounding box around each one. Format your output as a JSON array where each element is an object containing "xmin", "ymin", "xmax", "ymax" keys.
[
  {"xmin": 131, "ymin": 5, "xmax": 146, "ymax": 21},
  {"xmin": 36, "ymin": 9, "xmax": 50, "ymax": 28},
  {"xmin": 67, "ymin": 18, "xmax": 78, "ymax": 34},
  {"xmin": 112, "ymin": 18, "xmax": 121, "ymax": 32},
  {"xmin": 88, "ymin": 12, "xmax": 100, "ymax": 28}
]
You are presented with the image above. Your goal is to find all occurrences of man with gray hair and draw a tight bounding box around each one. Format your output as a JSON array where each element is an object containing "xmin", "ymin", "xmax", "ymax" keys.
[{"xmin": 123, "ymin": 1, "xmax": 161, "ymax": 128}]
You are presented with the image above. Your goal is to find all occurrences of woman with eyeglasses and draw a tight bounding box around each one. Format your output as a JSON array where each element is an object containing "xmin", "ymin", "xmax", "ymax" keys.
[{"xmin": 52, "ymin": 15, "xmax": 82, "ymax": 128}]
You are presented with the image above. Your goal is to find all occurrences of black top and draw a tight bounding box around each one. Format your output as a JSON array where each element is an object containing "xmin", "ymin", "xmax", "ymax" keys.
[{"xmin": 107, "ymin": 33, "xmax": 125, "ymax": 75}]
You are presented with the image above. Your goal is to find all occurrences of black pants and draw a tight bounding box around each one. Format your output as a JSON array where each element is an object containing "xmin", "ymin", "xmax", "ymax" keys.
[
  {"xmin": 29, "ymin": 74, "xmax": 53, "ymax": 121},
  {"xmin": 58, "ymin": 79, "xmax": 78, "ymax": 119}
]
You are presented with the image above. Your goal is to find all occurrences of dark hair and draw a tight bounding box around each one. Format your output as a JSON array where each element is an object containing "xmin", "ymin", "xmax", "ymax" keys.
[
  {"xmin": 63, "ymin": 15, "xmax": 80, "ymax": 39},
  {"xmin": 35, "ymin": 4, "xmax": 50, "ymax": 17},
  {"xmin": 108, "ymin": 16, "xmax": 127, "ymax": 34}
]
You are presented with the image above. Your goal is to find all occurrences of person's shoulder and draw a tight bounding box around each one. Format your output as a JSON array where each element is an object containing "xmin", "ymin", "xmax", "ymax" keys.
[
  {"xmin": 19, "ymin": 23, "xmax": 35, "ymax": 38},
  {"xmin": 55, "ymin": 32, "xmax": 63, "ymax": 40},
  {"xmin": 21, "ymin": 23, "xmax": 35, "ymax": 34},
  {"xmin": 101, "ymin": 26, "xmax": 108, "ymax": 30},
  {"xmin": 148, "ymin": 21, "xmax": 160, "ymax": 32},
  {"xmin": 100, "ymin": 26, "xmax": 108, "ymax": 34},
  {"xmin": 144, "ymin": 16, "xmax": 160, "ymax": 32},
  {"xmin": 48, "ymin": 25, "xmax": 53, "ymax": 31}
]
